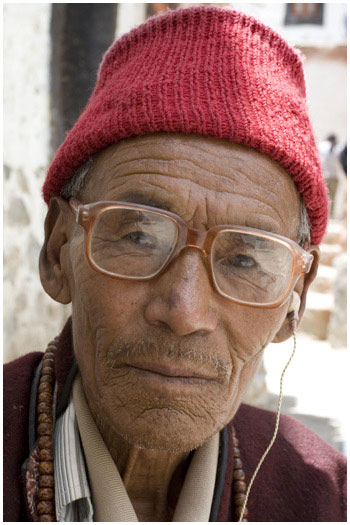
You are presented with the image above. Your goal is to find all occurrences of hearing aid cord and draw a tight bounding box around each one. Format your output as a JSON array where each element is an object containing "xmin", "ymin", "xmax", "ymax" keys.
[{"xmin": 238, "ymin": 318, "xmax": 298, "ymax": 522}]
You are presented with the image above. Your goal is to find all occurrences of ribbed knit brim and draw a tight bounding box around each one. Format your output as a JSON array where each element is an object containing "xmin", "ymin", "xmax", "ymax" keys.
[{"xmin": 43, "ymin": 6, "xmax": 328, "ymax": 244}]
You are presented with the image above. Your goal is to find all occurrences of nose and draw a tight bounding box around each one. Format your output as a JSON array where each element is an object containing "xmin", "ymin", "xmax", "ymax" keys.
[{"xmin": 144, "ymin": 249, "xmax": 218, "ymax": 336}]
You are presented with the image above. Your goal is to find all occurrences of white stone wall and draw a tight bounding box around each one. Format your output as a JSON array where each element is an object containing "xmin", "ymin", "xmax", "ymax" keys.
[
  {"xmin": 230, "ymin": 3, "xmax": 347, "ymax": 47},
  {"xmin": 115, "ymin": 3, "xmax": 147, "ymax": 38},
  {"xmin": 303, "ymin": 51, "xmax": 347, "ymax": 144},
  {"xmin": 4, "ymin": 4, "xmax": 71, "ymax": 363}
]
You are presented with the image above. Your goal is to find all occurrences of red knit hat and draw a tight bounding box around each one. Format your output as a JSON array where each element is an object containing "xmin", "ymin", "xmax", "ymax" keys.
[{"xmin": 43, "ymin": 6, "xmax": 328, "ymax": 245}]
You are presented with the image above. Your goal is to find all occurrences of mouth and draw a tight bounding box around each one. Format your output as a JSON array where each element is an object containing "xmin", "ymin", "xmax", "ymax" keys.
[{"xmin": 117, "ymin": 360, "xmax": 217, "ymax": 384}]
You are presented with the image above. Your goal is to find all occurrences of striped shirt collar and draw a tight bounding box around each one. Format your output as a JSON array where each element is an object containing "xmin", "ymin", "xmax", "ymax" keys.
[{"xmin": 54, "ymin": 393, "xmax": 93, "ymax": 521}]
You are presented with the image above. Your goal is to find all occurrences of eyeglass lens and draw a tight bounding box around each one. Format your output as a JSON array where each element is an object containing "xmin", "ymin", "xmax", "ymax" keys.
[
  {"xmin": 91, "ymin": 208, "xmax": 178, "ymax": 277},
  {"xmin": 90, "ymin": 207, "xmax": 294, "ymax": 304},
  {"xmin": 211, "ymin": 231, "xmax": 293, "ymax": 303}
]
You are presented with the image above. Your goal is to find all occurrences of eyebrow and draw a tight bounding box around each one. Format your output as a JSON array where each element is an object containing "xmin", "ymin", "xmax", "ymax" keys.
[
  {"xmin": 117, "ymin": 190, "xmax": 279, "ymax": 234},
  {"xmin": 242, "ymin": 219, "xmax": 279, "ymax": 235},
  {"xmin": 118, "ymin": 191, "xmax": 171, "ymax": 211}
]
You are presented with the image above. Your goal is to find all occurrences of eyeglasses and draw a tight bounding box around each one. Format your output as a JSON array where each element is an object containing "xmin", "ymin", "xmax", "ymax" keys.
[{"xmin": 69, "ymin": 198, "xmax": 313, "ymax": 309}]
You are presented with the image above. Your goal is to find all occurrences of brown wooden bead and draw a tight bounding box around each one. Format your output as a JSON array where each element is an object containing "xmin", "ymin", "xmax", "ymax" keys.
[
  {"xmin": 38, "ymin": 488, "xmax": 54, "ymax": 500},
  {"xmin": 39, "ymin": 461, "xmax": 54, "ymax": 475},
  {"xmin": 39, "ymin": 448, "xmax": 54, "ymax": 461},
  {"xmin": 233, "ymin": 468, "xmax": 245, "ymax": 481},
  {"xmin": 38, "ymin": 392, "xmax": 53, "ymax": 404},
  {"xmin": 37, "ymin": 500, "xmax": 54, "ymax": 515},
  {"xmin": 38, "ymin": 383, "xmax": 51, "ymax": 394},
  {"xmin": 38, "ymin": 402, "xmax": 52, "ymax": 414},
  {"xmin": 42, "ymin": 359, "xmax": 54, "ymax": 366},
  {"xmin": 37, "ymin": 423, "xmax": 53, "ymax": 436},
  {"xmin": 233, "ymin": 446, "xmax": 241, "ymax": 458},
  {"xmin": 231, "ymin": 427, "xmax": 236, "ymax": 437},
  {"xmin": 38, "ymin": 436, "xmax": 53, "ymax": 449},
  {"xmin": 233, "ymin": 457, "xmax": 243, "ymax": 469},
  {"xmin": 41, "ymin": 366, "xmax": 54, "ymax": 376},
  {"xmin": 234, "ymin": 480, "xmax": 247, "ymax": 493},
  {"xmin": 40, "ymin": 374, "xmax": 53, "ymax": 384},
  {"xmin": 39, "ymin": 475, "xmax": 54, "ymax": 488},
  {"xmin": 38, "ymin": 413, "xmax": 53, "ymax": 425},
  {"xmin": 45, "ymin": 352, "xmax": 54, "ymax": 360},
  {"xmin": 234, "ymin": 493, "xmax": 247, "ymax": 506},
  {"xmin": 232, "ymin": 437, "xmax": 239, "ymax": 447},
  {"xmin": 39, "ymin": 515, "xmax": 55, "ymax": 522}
]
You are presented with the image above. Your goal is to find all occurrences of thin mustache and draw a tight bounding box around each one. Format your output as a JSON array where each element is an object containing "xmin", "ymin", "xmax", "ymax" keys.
[{"xmin": 105, "ymin": 339, "xmax": 231, "ymax": 377}]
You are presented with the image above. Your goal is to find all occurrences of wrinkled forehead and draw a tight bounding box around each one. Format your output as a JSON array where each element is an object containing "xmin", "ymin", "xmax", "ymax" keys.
[{"xmin": 83, "ymin": 133, "xmax": 301, "ymax": 235}]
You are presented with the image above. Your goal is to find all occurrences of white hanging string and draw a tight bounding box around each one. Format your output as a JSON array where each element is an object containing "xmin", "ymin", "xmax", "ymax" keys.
[{"xmin": 238, "ymin": 329, "xmax": 297, "ymax": 522}]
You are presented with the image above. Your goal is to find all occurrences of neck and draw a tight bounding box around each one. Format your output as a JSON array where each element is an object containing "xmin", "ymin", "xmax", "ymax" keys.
[{"xmin": 86, "ymin": 396, "xmax": 190, "ymax": 521}]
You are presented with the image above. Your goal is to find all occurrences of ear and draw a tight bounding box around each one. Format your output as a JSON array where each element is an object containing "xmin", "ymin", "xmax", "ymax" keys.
[
  {"xmin": 272, "ymin": 245, "xmax": 320, "ymax": 343},
  {"xmin": 39, "ymin": 197, "xmax": 73, "ymax": 304}
]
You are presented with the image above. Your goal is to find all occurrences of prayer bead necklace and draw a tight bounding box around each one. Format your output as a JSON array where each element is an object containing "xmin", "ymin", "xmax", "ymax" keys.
[{"xmin": 36, "ymin": 339, "xmax": 58, "ymax": 521}]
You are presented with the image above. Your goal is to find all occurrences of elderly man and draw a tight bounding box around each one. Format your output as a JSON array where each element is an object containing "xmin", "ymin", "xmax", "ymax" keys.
[{"xmin": 4, "ymin": 6, "xmax": 346, "ymax": 522}]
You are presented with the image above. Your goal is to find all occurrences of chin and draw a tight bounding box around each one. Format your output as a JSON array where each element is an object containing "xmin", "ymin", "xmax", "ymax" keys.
[
  {"xmin": 100, "ymin": 399, "xmax": 226, "ymax": 453},
  {"xmin": 93, "ymin": 359, "xmax": 239, "ymax": 452}
]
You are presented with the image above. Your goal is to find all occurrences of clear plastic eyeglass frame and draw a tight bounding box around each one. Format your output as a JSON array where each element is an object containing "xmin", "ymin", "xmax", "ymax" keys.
[{"xmin": 69, "ymin": 198, "xmax": 314, "ymax": 309}]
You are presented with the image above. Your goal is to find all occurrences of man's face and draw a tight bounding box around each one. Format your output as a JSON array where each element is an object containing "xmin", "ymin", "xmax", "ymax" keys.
[{"xmin": 50, "ymin": 134, "xmax": 303, "ymax": 452}]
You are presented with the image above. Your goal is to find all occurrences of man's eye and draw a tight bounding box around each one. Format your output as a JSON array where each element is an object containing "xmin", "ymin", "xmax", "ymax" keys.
[
  {"xmin": 224, "ymin": 254, "xmax": 257, "ymax": 268},
  {"xmin": 122, "ymin": 231, "xmax": 155, "ymax": 247}
]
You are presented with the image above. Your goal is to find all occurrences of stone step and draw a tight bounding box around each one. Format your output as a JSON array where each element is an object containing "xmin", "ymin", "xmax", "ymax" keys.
[
  {"xmin": 322, "ymin": 221, "xmax": 345, "ymax": 245},
  {"xmin": 299, "ymin": 292, "xmax": 334, "ymax": 340},
  {"xmin": 327, "ymin": 253, "xmax": 347, "ymax": 348},
  {"xmin": 309, "ymin": 264, "xmax": 336, "ymax": 294},
  {"xmin": 319, "ymin": 243, "xmax": 342, "ymax": 267}
]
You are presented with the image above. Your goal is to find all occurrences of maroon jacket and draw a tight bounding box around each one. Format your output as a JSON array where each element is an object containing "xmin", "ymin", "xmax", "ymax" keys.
[{"xmin": 4, "ymin": 319, "xmax": 347, "ymax": 521}]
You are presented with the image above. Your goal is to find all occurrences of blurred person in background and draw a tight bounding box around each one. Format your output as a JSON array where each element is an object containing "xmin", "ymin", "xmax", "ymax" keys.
[
  {"xmin": 339, "ymin": 144, "xmax": 347, "ymax": 176},
  {"xmin": 318, "ymin": 134, "xmax": 342, "ymax": 217},
  {"xmin": 4, "ymin": 6, "xmax": 346, "ymax": 522}
]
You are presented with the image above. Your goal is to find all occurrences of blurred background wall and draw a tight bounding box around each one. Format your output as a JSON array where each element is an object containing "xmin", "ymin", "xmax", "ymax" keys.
[{"xmin": 3, "ymin": 3, "xmax": 347, "ymax": 452}]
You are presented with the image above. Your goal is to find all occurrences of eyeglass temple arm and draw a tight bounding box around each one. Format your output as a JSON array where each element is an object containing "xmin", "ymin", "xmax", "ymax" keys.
[
  {"xmin": 69, "ymin": 197, "xmax": 81, "ymax": 217},
  {"xmin": 303, "ymin": 252, "xmax": 314, "ymax": 274}
]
